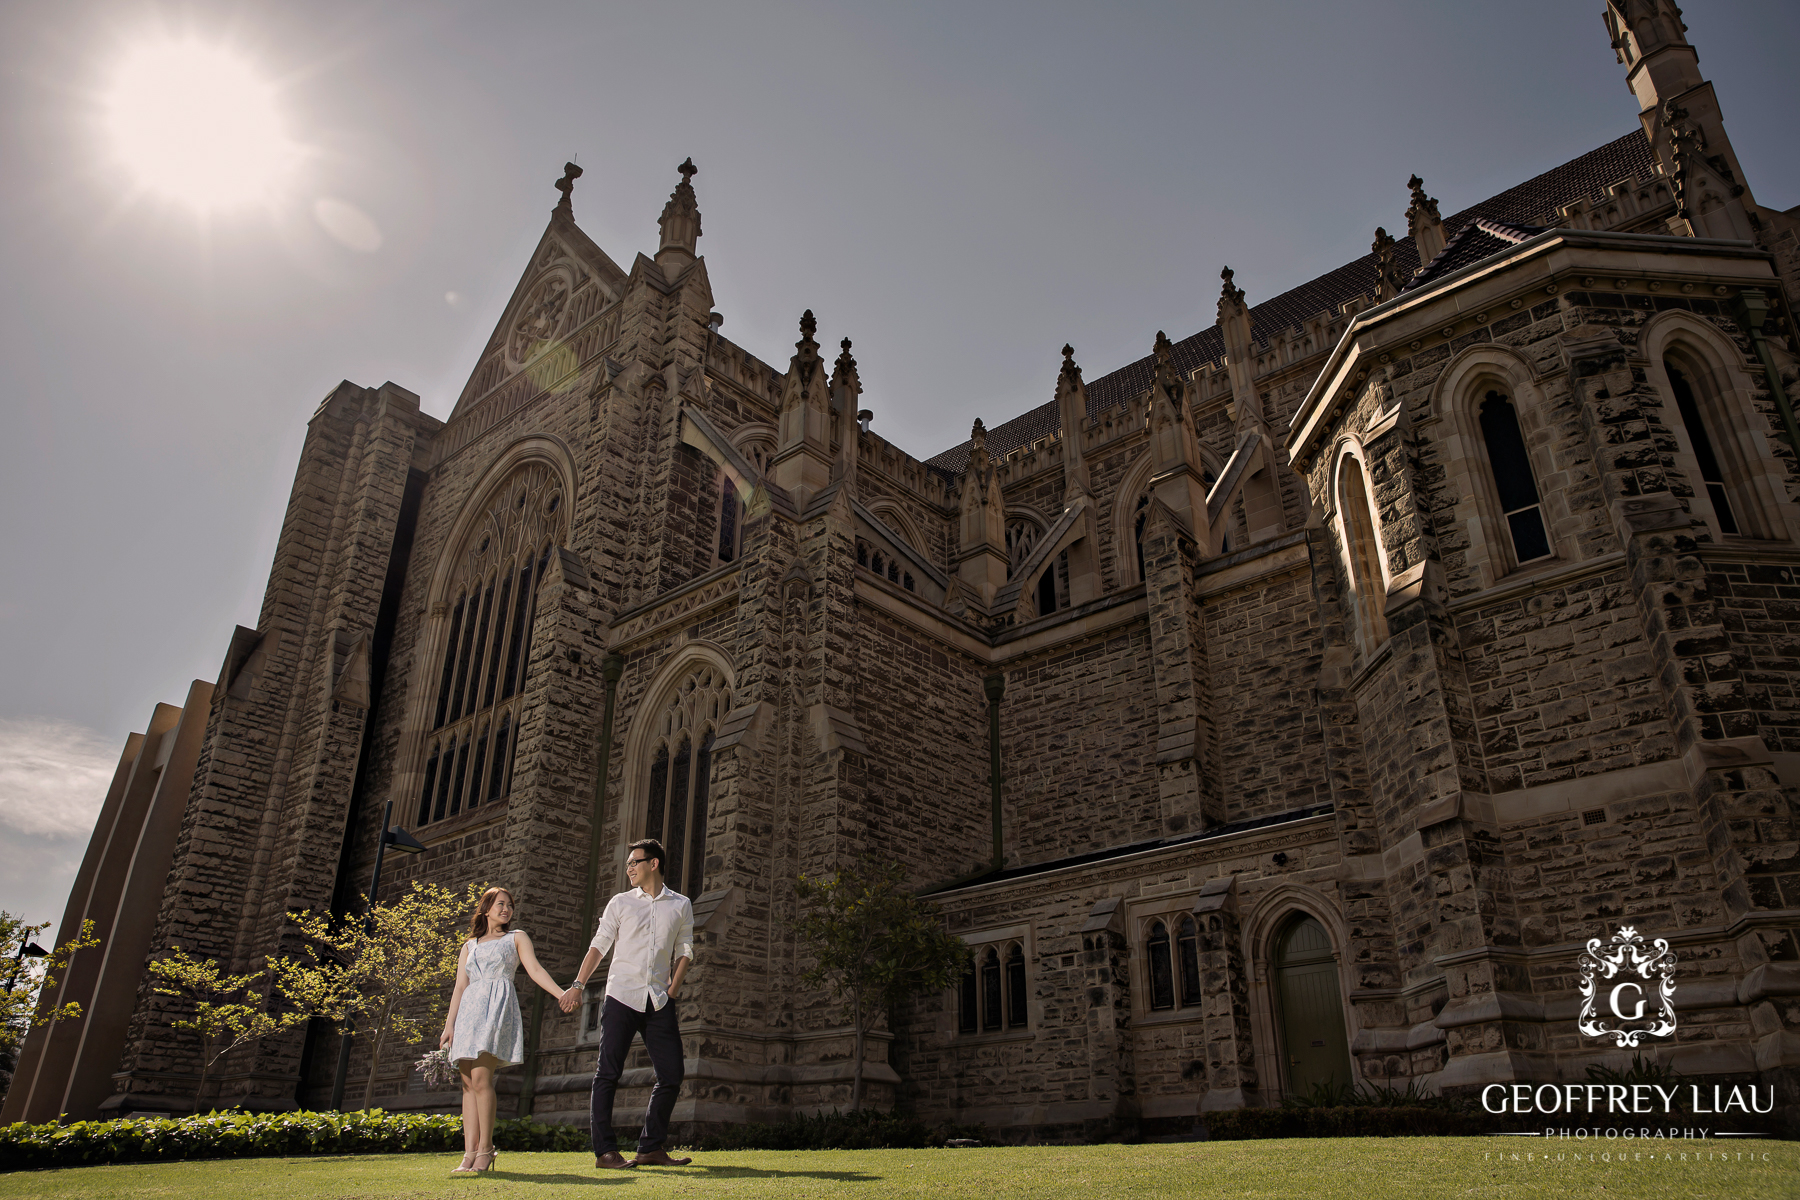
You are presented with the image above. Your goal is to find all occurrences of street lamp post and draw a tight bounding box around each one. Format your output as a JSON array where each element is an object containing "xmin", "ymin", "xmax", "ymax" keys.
[
  {"xmin": 327, "ymin": 800, "xmax": 427, "ymax": 1111},
  {"xmin": 5, "ymin": 936, "xmax": 47, "ymax": 991}
]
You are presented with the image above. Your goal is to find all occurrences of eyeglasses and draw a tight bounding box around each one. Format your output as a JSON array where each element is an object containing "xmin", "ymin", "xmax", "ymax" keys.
[{"xmin": 626, "ymin": 857, "xmax": 649, "ymax": 868}]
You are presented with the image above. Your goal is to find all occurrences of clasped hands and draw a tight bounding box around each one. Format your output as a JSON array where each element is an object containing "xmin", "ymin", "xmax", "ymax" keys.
[{"xmin": 555, "ymin": 981, "xmax": 680, "ymax": 1013}]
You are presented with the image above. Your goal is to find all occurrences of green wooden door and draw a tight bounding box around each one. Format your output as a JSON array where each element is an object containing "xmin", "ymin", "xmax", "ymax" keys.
[{"xmin": 1274, "ymin": 916, "xmax": 1351, "ymax": 1097}]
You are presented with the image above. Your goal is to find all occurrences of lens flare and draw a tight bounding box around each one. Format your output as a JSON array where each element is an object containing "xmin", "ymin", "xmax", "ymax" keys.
[{"xmin": 104, "ymin": 39, "xmax": 299, "ymax": 211}]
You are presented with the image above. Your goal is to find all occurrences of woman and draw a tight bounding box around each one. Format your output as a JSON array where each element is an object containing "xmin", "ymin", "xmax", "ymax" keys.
[{"xmin": 439, "ymin": 886, "xmax": 568, "ymax": 1174}]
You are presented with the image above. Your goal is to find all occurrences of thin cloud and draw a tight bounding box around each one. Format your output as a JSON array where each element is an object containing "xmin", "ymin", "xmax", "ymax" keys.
[{"xmin": 0, "ymin": 718, "xmax": 118, "ymax": 839}]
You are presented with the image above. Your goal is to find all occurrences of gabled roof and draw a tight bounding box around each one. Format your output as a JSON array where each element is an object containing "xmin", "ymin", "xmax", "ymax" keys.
[{"xmin": 925, "ymin": 130, "xmax": 1657, "ymax": 474}]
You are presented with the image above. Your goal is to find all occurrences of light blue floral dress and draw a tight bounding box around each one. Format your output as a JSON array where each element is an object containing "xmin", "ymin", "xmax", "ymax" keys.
[{"xmin": 449, "ymin": 929, "xmax": 525, "ymax": 1071}]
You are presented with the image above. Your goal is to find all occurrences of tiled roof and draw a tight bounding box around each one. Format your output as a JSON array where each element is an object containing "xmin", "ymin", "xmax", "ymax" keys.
[
  {"xmin": 932, "ymin": 802, "xmax": 1336, "ymax": 893},
  {"xmin": 925, "ymin": 130, "xmax": 1657, "ymax": 474},
  {"xmin": 1404, "ymin": 218, "xmax": 1547, "ymax": 289}
]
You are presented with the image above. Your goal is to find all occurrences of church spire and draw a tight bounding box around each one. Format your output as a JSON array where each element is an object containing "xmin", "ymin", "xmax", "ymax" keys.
[
  {"xmin": 1603, "ymin": 1, "xmax": 1760, "ymax": 243},
  {"xmin": 1405, "ymin": 175, "xmax": 1446, "ymax": 269},
  {"xmin": 656, "ymin": 158, "xmax": 703, "ymax": 267}
]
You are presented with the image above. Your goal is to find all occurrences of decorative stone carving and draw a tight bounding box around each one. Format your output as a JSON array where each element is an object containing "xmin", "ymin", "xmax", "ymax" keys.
[{"xmin": 509, "ymin": 274, "xmax": 571, "ymax": 364}]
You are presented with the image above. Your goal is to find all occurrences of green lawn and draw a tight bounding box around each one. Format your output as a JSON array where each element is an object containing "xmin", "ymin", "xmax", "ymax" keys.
[{"xmin": 2, "ymin": 1141, "xmax": 1795, "ymax": 1200}]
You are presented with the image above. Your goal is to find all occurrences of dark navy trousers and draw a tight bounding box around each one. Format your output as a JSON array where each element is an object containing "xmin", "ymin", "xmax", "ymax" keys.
[{"xmin": 589, "ymin": 995, "xmax": 684, "ymax": 1155}]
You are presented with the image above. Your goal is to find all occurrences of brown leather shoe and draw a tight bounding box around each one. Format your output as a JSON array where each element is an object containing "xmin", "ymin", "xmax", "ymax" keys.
[
  {"xmin": 595, "ymin": 1151, "xmax": 635, "ymax": 1169},
  {"xmin": 628, "ymin": 1150, "xmax": 693, "ymax": 1167}
]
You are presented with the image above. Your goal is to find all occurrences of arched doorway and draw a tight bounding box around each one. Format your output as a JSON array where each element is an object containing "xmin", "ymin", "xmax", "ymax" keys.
[{"xmin": 1273, "ymin": 914, "xmax": 1351, "ymax": 1097}]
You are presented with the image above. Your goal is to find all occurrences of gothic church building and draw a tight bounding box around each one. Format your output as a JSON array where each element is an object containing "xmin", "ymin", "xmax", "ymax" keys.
[{"xmin": 10, "ymin": 1, "xmax": 1800, "ymax": 1138}]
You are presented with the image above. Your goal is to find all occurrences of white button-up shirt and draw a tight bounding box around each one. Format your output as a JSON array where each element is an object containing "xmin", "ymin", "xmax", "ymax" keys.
[{"xmin": 589, "ymin": 885, "xmax": 694, "ymax": 1012}]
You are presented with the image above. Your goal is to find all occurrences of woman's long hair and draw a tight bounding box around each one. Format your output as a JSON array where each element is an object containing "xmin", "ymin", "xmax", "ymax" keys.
[{"xmin": 470, "ymin": 886, "xmax": 514, "ymax": 939}]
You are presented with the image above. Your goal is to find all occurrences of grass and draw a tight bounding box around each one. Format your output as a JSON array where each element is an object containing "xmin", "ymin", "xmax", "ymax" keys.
[{"xmin": 1, "ymin": 1140, "xmax": 1795, "ymax": 1200}]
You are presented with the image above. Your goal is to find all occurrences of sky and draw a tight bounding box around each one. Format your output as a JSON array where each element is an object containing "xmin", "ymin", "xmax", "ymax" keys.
[{"xmin": 0, "ymin": 0, "xmax": 1796, "ymax": 936}]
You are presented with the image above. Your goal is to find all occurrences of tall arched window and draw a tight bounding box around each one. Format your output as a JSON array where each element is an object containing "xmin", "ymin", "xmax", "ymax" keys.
[
  {"xmin": 417, "ymin": 462, "xmax": 566, "ymax": 825},
  {"xmin": 1006, "ymin": 944, "xmax": 1028, "ymax": 1028},
  {"xmin": 639, "ymin": 664, "xmax": 730, "ymax": 898},
  {"xmin": 716, "ymin": 474, "xmax": 743, "ymax": 564},
  {"xmin": 1147, "ymin": 920, "xmax": 1175, "ymax": 1011},
  {"xmin": 1666, "ymin": 362, "xmax": 1737, "ymax": 535},
  {"xmin": 1336, "ymin": 454, "xmax": 1389, "ymax": 654},
  {"xmin": 1176, "ymin": 914, "xmax": 1201, "ymax": 1007},
  {"xmin": 1478, "ymin": 391, "xmax": 1552, "ymax": 566},
  {"xmin": 980, "ymin": 946, "xmax": 1003, "ymax": 1030}
]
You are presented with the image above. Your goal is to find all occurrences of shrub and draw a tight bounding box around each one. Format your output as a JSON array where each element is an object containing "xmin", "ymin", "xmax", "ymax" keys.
[
  {"xmin": 693, "ymin": 1108, "xmax": 981, "ymax": 1151},
  {"xmin": 0, "ymin": 1109, "xmax": 587, "ymax": 1172},
  {"xmin": 1204, "ymin": 1106, "xmax": 1487, "ymax": 1140}
]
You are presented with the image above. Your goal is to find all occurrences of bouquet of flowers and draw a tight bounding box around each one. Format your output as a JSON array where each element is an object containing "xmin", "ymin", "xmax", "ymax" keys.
[{"xmin": 414, "ymin": 1047, "xmax": 457, "ymax": 1088}]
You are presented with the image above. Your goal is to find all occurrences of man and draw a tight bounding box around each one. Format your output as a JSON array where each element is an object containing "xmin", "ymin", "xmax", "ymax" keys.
[{"xmin": 559, "ymin": 837, "xmax": 694, "ymax": 1169}]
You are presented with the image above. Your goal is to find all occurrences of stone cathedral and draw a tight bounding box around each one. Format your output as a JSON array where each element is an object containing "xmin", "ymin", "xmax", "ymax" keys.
[{"xmin": 10, "ymin": 2, "xmax": 1800, "ymax": 1138}]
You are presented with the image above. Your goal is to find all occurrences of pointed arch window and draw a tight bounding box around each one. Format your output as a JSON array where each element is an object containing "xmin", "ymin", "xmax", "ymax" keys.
[
  {"xmin": 640, "ymin": 665, "xmax": 730, "ymax": 898},
  {"xmin": 957, "ymin": 960, "xmax": 978, "ymax": 1034},
  {"xmin": 417, "ymin": 462, "xmax": 566, "ymax": 826},
  {"xmin": 1147, "ymin": 920, "xmax": 1175, "ymax": 1011},
  {"xmin": 716, "ymin": 475, "xmax": 743, "ymax": 564},
  {"xmin": 1667, "ymin": 363, "xmax": 1737, "ymax": 535},
  {"xmin": 1337, "ymin": 454, "xmax": 1389, "ymax": 654},
  {"xmin": 1478, "ymin": 392, "xmax": 1552, "ymax": 566}
]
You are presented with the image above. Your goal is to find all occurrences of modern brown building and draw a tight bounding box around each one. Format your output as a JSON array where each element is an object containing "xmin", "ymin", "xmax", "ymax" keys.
[{"xmin": 8, "ymin": 1, "xmax": 1800, "ymax": 1138}]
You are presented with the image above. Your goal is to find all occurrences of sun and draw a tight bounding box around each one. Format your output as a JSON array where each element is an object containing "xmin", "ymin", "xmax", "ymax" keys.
[{"xmin": 103, "ymin": 39, "xmax": 299, "ymax": 212}]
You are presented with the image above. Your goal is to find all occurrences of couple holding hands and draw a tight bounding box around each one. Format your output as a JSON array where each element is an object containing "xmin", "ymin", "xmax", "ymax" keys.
[{"xmin": 439, "ymin": 837, "xmax": 695, "ymax": 1173}]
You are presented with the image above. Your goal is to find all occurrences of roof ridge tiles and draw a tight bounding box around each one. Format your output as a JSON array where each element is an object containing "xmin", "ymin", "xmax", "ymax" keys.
[{"xmin": 924, "ymin": 130, "xmax": 1655, "ymax": 475}]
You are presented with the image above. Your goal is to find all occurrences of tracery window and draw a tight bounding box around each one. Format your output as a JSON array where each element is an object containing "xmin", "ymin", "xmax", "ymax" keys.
[
  {"xmin": 640, "ymin": 665, "xmax": 730, "ymax": 898},
  {"xmin": 417, "ymin": 462, "xmax": 566, "ymax": 826},
  {"xmin": 1007, "ymin": 516, "xmax": 1068, "ymax": 616},
  {"xmin": 959, "ymin": 940, "xmax": 1029, "ymax": 1033},
  {"xmin": 1146, "ymin": 916, "xmax": 1202, "ymax": 1012}
]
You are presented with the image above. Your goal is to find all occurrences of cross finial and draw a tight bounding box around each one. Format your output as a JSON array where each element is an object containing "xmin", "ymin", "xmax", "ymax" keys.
[
  {"xmin": 800, "ymin": 310, "xmax": 816, "ymax": 340},
  {"xmin": 554, "ymin": 161, "xmax": 584, "ymax": 210},
  {"xmin": 1062, "ymin": 343, "xmax": 1075, "ymax": 362},
  {"xmin": 678, "ymin": 157, "xmax": 698, "ymax": 183}
]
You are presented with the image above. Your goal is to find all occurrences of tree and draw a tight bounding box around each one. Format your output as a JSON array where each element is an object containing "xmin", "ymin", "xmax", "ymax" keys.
[
  {"xmin": 792, "ymin": 860, "xmax": 970, "ymax": 1108},
  {"xmin": 147, "ymin": 948, "xmax": 308, "ymax": 1112},
  {"xmin": 1, "ymin": 912, "xmax": 100, "ymax": 1066},
  {"xmin": 272, "ymin": 880, "xmax": 471, "ymax": 1111}
]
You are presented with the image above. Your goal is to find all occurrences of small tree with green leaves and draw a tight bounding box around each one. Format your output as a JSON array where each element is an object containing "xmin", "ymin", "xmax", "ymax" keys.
[
  {"xmin": 1, "ymin": 913, "xmax": 100, "ymax": 1066},
  {"xmin": 271, "ymin": 881, "xmax": 472, "ymax": 1111},
  {"xmin": 793, "ymin": 860, "xmax": 970, "ymax": 1108},
  {"xmin": 147, "ymin": 948, "xmax": 308, "ymax": 1112}
]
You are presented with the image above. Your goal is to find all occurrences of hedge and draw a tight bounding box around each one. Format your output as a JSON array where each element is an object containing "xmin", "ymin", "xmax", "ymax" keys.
[
  {"xmin": 0, "ymin": 1110, "xmax": 589, "ymax": 1172},
  {"xmin": 1202, "ymin": 1106, "xmax": 1487, "ymax": 1140}
]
